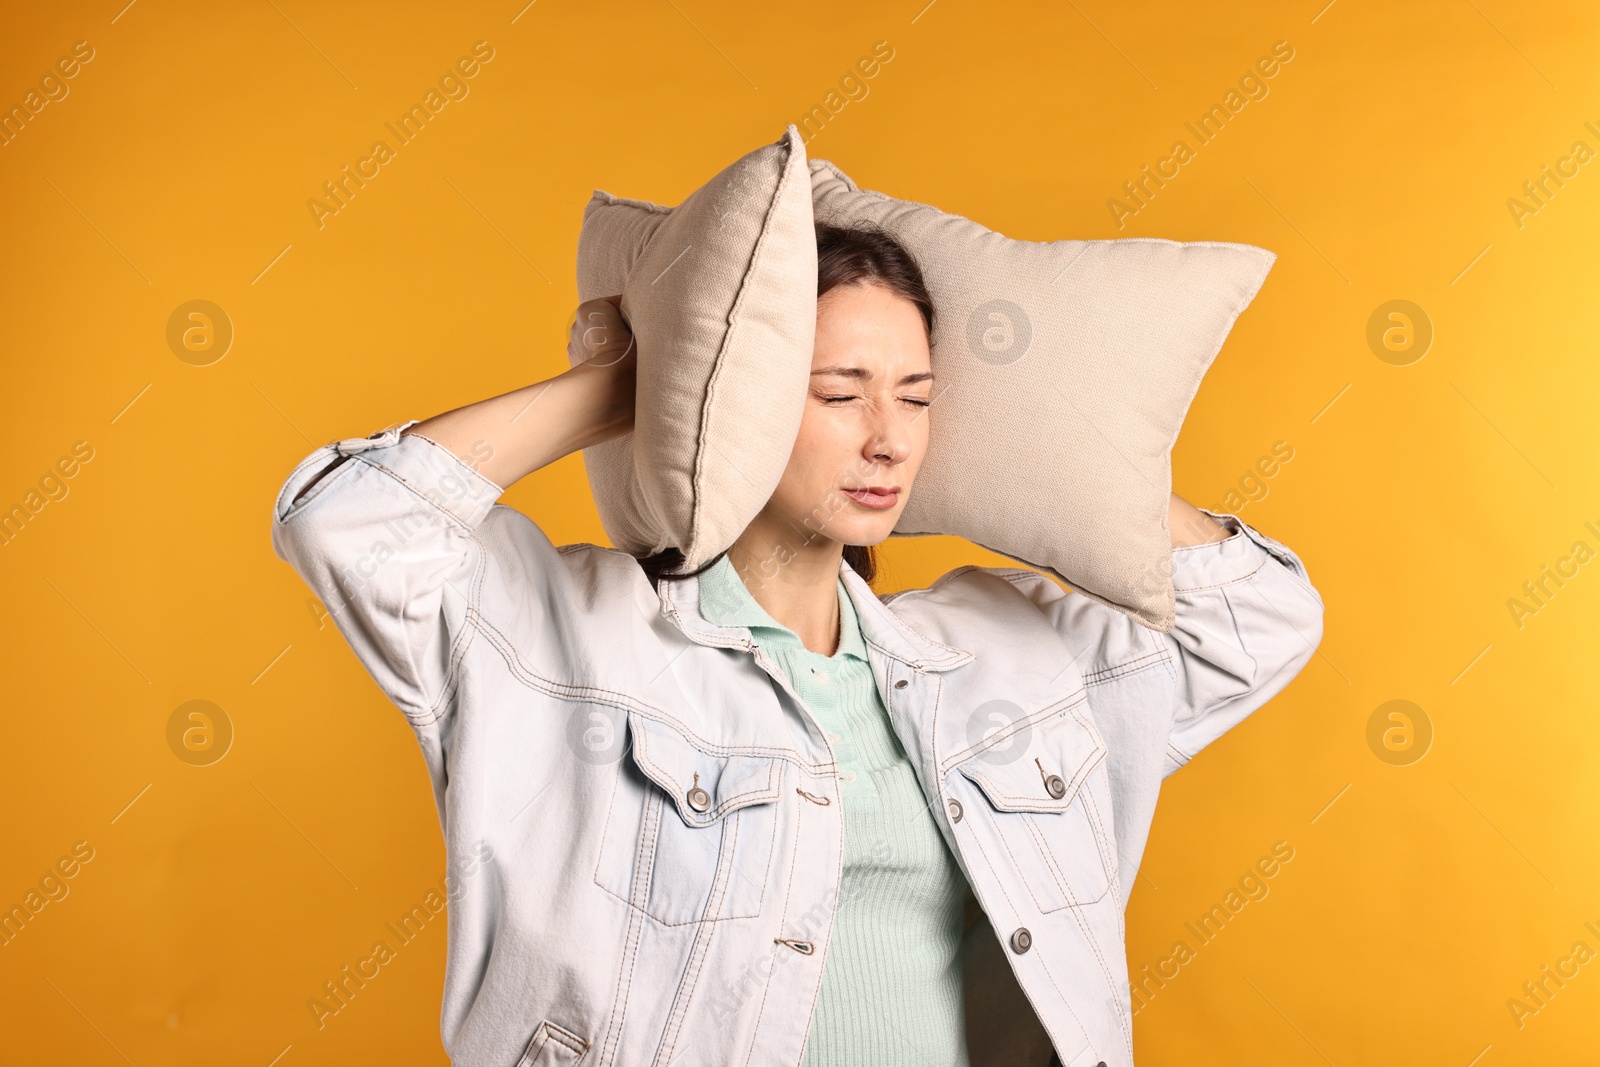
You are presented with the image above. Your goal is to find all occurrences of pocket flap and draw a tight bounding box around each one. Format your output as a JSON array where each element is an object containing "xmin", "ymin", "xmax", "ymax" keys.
[
  {"xmin": 515, "ymin": 1019, "xmax": 589, "ymax": 1066},
  {"xmin": 956, "ymin": 704, "xmax": 1106, "ymax": 814},
  {"xmin": 626, "ymin": 711, "xmax": 783, "ymax": 827}
]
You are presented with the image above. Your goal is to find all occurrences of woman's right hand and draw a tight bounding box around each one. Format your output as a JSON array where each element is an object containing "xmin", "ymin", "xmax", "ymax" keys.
[
  {"xmin": 570, "ymin": 295, "xmax": 636, "ymax": 367},
  {"xmin": 567, "ymin": 295, "xmax": 637, "ymax": 443}
]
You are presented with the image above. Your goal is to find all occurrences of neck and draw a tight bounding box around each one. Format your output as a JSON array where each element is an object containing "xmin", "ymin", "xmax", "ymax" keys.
[{"xmin": 725, "ymin": 514, "xmax": 846, "ymax": 656}]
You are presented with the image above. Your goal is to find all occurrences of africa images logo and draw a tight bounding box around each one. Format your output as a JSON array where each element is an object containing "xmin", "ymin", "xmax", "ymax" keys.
[{"xmin": 305, "ymin": 41, "xmax": 496, "ymax": 230}]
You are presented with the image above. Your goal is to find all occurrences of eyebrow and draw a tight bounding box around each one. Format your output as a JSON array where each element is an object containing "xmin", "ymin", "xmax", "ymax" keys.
[{"xmin": 811, "ymin": 365, "xmax": 935, "ymax": 385}]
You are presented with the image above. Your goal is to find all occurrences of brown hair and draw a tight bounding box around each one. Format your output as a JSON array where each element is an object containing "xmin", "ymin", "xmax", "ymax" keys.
[{"xmin": 636, "ymin": 221, "xmax": 934, "ymax": 591}]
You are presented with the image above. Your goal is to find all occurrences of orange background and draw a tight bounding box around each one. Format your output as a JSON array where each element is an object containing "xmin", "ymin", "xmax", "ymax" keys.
[{"xmin": 3, "ymin": 1, "xmax": 1597, "ymax": 1064}]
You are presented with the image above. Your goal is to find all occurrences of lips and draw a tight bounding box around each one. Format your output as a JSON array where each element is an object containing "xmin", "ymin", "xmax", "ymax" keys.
[{"xmin": 842, "ymin": 486, "xmax": 900, "ymax": 510}]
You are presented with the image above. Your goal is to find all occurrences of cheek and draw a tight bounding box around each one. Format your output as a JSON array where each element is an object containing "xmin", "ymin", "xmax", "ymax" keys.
[
  {"xmin": 774, "ymin": 420, "xmax": 847, "ymax": 505},
  {"xmin": 912, "ymin": 415, "xmax": 932, "ymax": 466},
  {"xmin": 898, "ymin": 416, "xmax": 931, "ymax": 487}
]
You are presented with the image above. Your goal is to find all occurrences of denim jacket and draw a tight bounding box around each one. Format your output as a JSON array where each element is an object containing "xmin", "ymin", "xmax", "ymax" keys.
[{"xmin": 269, "ymin": 421, "xmax": 1325, "ymax": 1067}]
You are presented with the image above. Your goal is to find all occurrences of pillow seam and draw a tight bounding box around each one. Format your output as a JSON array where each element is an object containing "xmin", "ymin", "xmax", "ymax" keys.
[{"xmin": 683, "ymin": 130, "xmax": 805, "ymax": 562}]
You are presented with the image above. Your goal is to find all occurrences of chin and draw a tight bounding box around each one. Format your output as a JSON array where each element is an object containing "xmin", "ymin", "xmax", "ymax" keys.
[{"xmin": 832, "ymin": 514, "xmax": 902, "ymax": 549}]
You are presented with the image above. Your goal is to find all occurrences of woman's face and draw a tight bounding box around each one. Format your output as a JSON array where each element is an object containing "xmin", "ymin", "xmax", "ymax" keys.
[{"xmin": 761, "ymin": 280, "xmax": 934, "ymax": 550}]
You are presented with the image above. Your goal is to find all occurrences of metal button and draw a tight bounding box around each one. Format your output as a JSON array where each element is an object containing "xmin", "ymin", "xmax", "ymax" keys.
[
  {"xmin": 1009, "ymin": 927, "xmax": 1032, "ymax": 954},
  {"xmin": 894, "ymin": 679, "xmax": 909, "ymax": 689},
  {"xmin": 947, "ymin": 798, "xmax": 963, "ymax": 823},
  {"xmin": 1045, "ymin": 774, "xmax": 1066, "ymax": 799},
  {"xmin": 687, "ymin": 785, "xmax": 711, "ymax": 812}
]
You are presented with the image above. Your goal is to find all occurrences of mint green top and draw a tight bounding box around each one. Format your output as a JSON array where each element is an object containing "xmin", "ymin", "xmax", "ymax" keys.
[{"xmin": 699, "ymin": 554, "xmax": 972, "ymax": 1067}]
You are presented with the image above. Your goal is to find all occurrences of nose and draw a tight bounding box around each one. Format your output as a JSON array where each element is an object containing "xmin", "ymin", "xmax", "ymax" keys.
[{"xmin": 862, "ymin": 405, "xmax": 913, "ymax": 470}]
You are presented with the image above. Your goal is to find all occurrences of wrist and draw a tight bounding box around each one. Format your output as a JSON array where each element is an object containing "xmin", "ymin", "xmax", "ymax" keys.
[{"xmin": 559, "ymin": 361, "xmax": 635, "ymax": 450}]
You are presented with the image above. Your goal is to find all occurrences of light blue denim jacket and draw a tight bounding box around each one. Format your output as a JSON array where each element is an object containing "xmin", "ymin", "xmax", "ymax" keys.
[{"xmin": 269, "ymin": 421, "xmax": 1325, "ymax": 1067}]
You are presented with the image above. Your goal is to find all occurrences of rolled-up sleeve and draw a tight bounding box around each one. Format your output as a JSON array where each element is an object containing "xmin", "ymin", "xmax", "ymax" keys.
[
  {"xmin": 998, "ymin": 508, "xmax": 1323, "ymax": 884},
  {"xmin": 269, "ymin": 420, "xmax": 504, "ymax": 724},
  {"xmin": 1159, "ymin": 508, "xmax": 1324, "ymax": 773}
]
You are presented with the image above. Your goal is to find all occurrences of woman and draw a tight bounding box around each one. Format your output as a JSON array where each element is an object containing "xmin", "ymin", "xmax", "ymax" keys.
[{"xmin": 270, "ymin": 224, "xmax": 1324, "ymax": 1067}]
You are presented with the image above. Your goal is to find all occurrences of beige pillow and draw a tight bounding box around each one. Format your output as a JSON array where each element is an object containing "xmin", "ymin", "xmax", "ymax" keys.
[
  {"xmin": 572, "ymin": 124, "xmax": 817, "ymax": 571},
  {"xmin": 809, "ymin": 158, "xmax": 1276, "ymax": 631}
]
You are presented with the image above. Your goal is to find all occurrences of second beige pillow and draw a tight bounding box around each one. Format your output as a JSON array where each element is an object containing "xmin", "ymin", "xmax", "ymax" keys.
[{"xmin": 810, "ymin": 158, "xmax": 1276, "ymax": 631}]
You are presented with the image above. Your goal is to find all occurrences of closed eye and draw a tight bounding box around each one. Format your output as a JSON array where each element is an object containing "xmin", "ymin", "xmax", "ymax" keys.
[{"xmin": 819, "ymin": 394, "xmax": 931, "ymax": 408}]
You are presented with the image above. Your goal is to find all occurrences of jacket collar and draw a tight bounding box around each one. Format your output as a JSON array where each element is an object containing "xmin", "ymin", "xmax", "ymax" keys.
[
  {"xmin": 697, "ymin": 554, "xmax": 870, "ymax": 661},
  {"xmin": 657, "ymin": 553, "xmax": 973, "ymax": 673}
]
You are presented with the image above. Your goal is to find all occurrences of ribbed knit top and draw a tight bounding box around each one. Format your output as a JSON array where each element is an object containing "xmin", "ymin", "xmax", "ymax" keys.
[{"xmin": 699, "ymin": 554, "xmax": 972, "ymax": 1066}]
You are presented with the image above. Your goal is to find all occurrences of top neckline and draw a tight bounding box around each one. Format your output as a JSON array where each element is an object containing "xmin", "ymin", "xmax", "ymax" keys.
[{"xmin": 697, "ymin": 553, "xmax": 869, "ymax": 662}]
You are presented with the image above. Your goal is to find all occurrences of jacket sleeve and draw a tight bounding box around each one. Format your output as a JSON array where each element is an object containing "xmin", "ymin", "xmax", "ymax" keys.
[
  {"xmin": 1016, "ymin": 508, "xmax": 1325, "ymax": 777},
  {"xmin": 1156, "ymin": 509, "xmax": 1324, "ymax": 772},
  {"xmin": 268, "ymin": 420, "xmax": 504, "ymax": 725}
]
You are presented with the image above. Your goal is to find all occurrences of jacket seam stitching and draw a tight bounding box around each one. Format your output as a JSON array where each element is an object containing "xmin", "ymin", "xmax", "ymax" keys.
[
  {"xmin": 390, "ymin": 428, "xmax": 507, "ymax": 503},
  {"xmin": 1031, "ymin": 780, "xmax": 1126, "ymax": 1050},
  {"xmin": 856, "ymin": 574, "xmax": 977, "ymax": 665},
  {"xmin": 633, "ymin": 727, "xmax": 784, "ymax": 821},
  {"xmin": 542, "ymin": 1020, "xmax": 588, "ymax": 1055},
  {"xmin": 959, "ymin": 741, "xmax": 1105, "ymax": 810},
  {"xmin": 1030, "ymin": 950, "xmax": 1098, "ymax": 1066},
  {"xmin": 310, "ymin": 449, "xmax": 487, "ymax": 726},
  {"xmin": 1022, "ymin": 810, "xmax": 1106, "ymax": 910},
  {"xmin": 861, "ymin": 618, "xmax": 971, "ymax": 667},
  {"xmin": 419, "ymin": 548, "xmax": 489, "ymax": 726},
  {"xmin": 598, "ymin": 795, "xmax": 655, "ymax": 1064},
  {"xmin": 956, "ymin": 809, "xmax": 1101, "ymax": 1055},
  {"xmin": 991, "ymin": 567, "xmax": 1053, "ymax": 587},
  {"xmin": 1079, "ymin": 781, "xmax": 1121, "ymax": 910},
  {"xmin": 1172, "ymin": 557, "xmax": 1268, "ymax": 593},
  {"xmin": 951, "ymin": 804, "xmax": 1022, "ymax": 919},
  {"xmin": 392, "ymin": 530, "xmax": 488, "ymax": 730},
  {"xmin": 937, "ymin": 693, "xmax": 1089, "ymax": 777},
  {"xmin": 1044, "ymin": 901, "xmax": 1126, "ymax": 1058},
  {"xmin": 1006, "ymin": 807, "xmax": 1060, "ymax": 912},
  {"xmin": 742, "ymin": 768, "xmax": 807, "ymax": 1067},
  {"xmin": 273, "ymin": 447, "xmax": 354, "ymax": 525},
  {"xmin": 1083, "ymin": 648, "xmax": 1171, "ymax": 686},
  {"xmin": 470, "ymin": 611, "xmax": 834, "ymax": 772},
  {"xmin": 591, "ymin": 814, "xmax": 757, "ymax": 926},
  {"xmin": 655, "ymin": 828, "xmax": 733, "ymax": 1064},
  {"xmin": 352, "ymin": 451, "xmax": 490, "ymax": 536}
]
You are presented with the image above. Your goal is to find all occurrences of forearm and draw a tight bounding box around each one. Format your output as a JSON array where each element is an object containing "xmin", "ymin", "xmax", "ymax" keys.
[
  {"xmin": 402, "ymin": 357, "xmax": 633, "ymax": 490},
  {"xmin": 1169, "ymin": 492, "xmax": 1231, "ymax": 548}
]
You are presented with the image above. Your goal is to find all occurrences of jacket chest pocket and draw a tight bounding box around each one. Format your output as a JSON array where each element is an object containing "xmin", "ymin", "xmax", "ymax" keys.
[
  {"xmin": 594, "ymin": 710, "xmax": 784, "ymax": 925},
  {"xmin": 952, "ymin": 701, "xmax": 1118, "ymax": 913}
]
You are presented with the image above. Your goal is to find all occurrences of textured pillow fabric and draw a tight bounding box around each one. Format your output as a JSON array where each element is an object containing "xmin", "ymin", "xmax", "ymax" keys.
[
  {"xmin": 809, "ymin": 158, "xmax": 1276, "ymax": 632},
  {"xmin": 572, "ymin": 124, "xmax": 817, "ymax": 572}
]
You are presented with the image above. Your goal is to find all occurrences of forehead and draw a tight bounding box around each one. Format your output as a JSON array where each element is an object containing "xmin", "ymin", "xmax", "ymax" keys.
[{"xmin": 812, "ymin": 282, "xmax": 932, "ymax": 376}]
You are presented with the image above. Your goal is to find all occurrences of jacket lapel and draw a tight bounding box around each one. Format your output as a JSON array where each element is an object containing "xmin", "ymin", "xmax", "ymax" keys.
[
  {"xmin": 836, "ymin": 559, "xmax": 974, "ymax": 674},
  {"xmin": 654, "ymin": 557, "xmax": 973, "ymax": 786}
]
